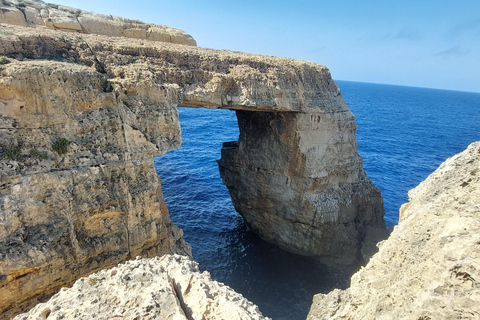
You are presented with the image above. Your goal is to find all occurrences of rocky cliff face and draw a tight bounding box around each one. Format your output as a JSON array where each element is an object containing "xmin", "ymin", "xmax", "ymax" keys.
[
  {"xmin": 0, "ymin": 0, "xmax": 196, "ymax": 45},
  {"xmin": 14, "ymin": 255, "xmax": 270, "ymax": 320},
  {"xmin": 218, "ymin": 109, "xmax": 385, "ymax": 268},
  {"xmin": 1, "ymin": 4, "xmax": 385, "ymax": 316},
  {"xmin": 0, "ymin": 34, "xmax": 192, "ymax": 319},
  {"xmin": 308, "ymin": 141, "xmax": 480, "ymax": 320}
]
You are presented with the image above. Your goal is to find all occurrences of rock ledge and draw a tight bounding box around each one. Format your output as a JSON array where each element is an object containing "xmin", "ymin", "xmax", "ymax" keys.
[
  {"xmin": 14, "ymin": 254, "xmax": 270, "ymax": 320},
  {"xmin": 0, "ymin": 0, "xmax": 196, "ymax": 46}
]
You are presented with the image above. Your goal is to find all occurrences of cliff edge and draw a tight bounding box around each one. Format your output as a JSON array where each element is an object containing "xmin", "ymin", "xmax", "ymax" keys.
[
  {"xmin": 14, "ymin": 255, "xmax": 270, "ymax": 320},
  {"xmin": 308, "ymin": 141, "xmax": 480, "ymax": 320},
  {"xmin": 0, "ymin": 0, "xmax": 196, "ymax": 45}
]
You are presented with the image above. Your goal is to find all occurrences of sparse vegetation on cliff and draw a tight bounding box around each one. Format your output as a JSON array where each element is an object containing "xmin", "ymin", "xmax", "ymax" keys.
[
  {"xmin": 0, "ymin": 55, "xmax": 10, "ymax": 65},
  {"xmin": 52, "ymin": 138, "xmax": 70, "ymax": 155},
  {"xmin": 0, "ymin": 29, "xmax": 13, "ymax": 36},
  {"xmin": 2, "ymin": 145, "xmax": 24, "ymax": 162},
  {"xmin": 15, "ymin": 1, "xmax": 26, "ymax": 9},
  {"xmin": 30, "ymin": 148, "xmax": 49, "ymax": 160}
]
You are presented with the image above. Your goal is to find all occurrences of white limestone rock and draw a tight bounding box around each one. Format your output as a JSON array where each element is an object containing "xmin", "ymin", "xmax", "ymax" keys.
[
  {"xmin": 0, "ymin": 0, "xmax": 196, "ymax": 45},
  {"xmin": 0, "ymin": 19, "xmax": 385, "ymax": 316},
  {"xmin": 14, "ymin": 255, "xmax": 270, "ymax": 320},
  {"xmin": 308, "ymin": 141, "xmax": 480, "ymax": 320}
]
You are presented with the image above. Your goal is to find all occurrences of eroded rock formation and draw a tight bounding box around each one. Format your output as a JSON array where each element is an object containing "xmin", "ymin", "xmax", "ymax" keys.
[
  {"xmin": 0, "ymin": 44, "xmax": 191, "ymax": 319},
  {"xmin": 218, "ymin": 109, "xmax": 386, "ymax": 268},
  {"xmin": 1, "ymin": 3, "xmax": 385, "ymax": 316},
  {"xmin": 0, "ymin": 0, "xmax": 196, "ymax": 45},
  {"xmin": 308, "ymin": 141, "xmax": 480, "ymax": 320},
  {"xmin": 14, "ymin": 255, "xmax": 270, "ymax": 320}
]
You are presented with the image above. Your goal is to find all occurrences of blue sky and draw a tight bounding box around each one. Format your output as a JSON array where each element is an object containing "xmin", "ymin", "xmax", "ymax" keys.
[{"xmin": 52, "ymin": 0, "xmax": 480, "ymax": 93}]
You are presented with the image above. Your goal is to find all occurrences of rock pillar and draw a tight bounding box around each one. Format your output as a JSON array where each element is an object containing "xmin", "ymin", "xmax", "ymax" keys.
[{"xmin": 219, "ymin": 109, "xmax": 386, "ymax": 268}]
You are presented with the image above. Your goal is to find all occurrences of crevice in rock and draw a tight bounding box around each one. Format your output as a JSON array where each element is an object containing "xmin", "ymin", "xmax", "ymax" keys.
[
  {"xmin": 75, "ymin": 15, "xmax": 86, "ymax": 34},
  {"xmin": 125, "ymin": 202, "xmax": 131, "ymax": 259},
  {"xmin": 82, "ymin": 40, "xmax": 107, "ymax": 74},
  {"xmin": 65, "ymin": 174, "xmax": 81, "ymax": 261},
  {"xmin": 15, "ymin": 5, "xmax": 27, "ymax": 23},
  {"xmin": 169, "ymin": 276, "xmax": 194, "ymax": 320}
]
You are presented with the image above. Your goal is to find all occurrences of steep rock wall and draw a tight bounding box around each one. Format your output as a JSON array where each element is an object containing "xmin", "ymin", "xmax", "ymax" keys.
[
  {"xmin": 0, "ymin": 56, "xmax": 190, "ymax": 318},
  {"xmin": 219, "ymin": 110, "xmax": 385, "ymax": 267},
  {"xmin": 308, "ymin": 141, "xmax": 480, "ymax": 320}
]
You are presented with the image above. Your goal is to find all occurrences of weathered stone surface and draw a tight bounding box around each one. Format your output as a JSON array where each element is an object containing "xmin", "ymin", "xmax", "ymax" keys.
[
  {"xmin": 0, "ymin": 58, "xmax": 190, "ymax": 318},
  {"xmin": 308, "ymin": 141, "xmax": 480, "ymax": 320},
  {"xmin": 0, "ymin": 0, "xmax": 196, "ymax": 46},
  {"xmin": 219, "ymin": 110, "xmax": 386, "ymax": 268},
  {"xmin": 0, "ymin": 17, "xmax": 385, "ymax": 317},
  {"xmin": 14, "ymin": 254, "xmax": 270, "ymax": 320}
]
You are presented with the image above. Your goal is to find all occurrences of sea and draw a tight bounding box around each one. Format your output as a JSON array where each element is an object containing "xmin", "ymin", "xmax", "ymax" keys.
[{"xmin": 154, "ymin": 80, "xmax": 480, "ymax": 320}]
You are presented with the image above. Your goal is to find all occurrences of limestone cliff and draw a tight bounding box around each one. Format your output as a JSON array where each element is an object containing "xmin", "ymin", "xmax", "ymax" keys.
[
  {"xmin": 308, "ymin": 141, "xmax": 480, "ymax": 320},
  {"xmin": 1, "ymin": 4, "xmax": 385, "ymax": 317},
  {"xmin": 0, "ymin": 0, "xmax": 196, "ymax": 46},
  {"xmin": 0, "ymin": 30, "xmax": 192, "ymax": 319},
  {"xmin": 14, "ymin": 255, "xmax": 270, "ymax": 320},
  {"xmin": 218, "ymin": 109, "xmax": 385, "ymax": 268}
]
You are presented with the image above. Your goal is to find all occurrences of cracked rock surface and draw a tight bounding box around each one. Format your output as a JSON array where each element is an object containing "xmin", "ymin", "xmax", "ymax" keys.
[
  {"xmin": 0, "ymin": 26, "xmax": 194, "ymax": 318},
  {"xmin": 308, "ymin": 141, "xmax": 480, "ymax": 320},
  {"xmin": 14, "ymin": 255, "xmax": 270, "ymax": 320}
]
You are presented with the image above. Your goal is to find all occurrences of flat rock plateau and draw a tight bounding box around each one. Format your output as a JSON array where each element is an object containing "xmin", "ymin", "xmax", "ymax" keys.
[{"xmin": 0, "ymin": 0, "xmax": 196, "ymax": 45}]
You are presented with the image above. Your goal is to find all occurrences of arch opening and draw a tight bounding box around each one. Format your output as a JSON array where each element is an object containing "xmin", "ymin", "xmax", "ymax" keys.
[{"xmin": 154, "ymin": 107, "xmax": 349, "ymax": 320}]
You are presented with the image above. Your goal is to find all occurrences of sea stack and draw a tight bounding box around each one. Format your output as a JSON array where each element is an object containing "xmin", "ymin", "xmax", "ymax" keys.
[{"xmin": 218, "ymin": 105, "xmax": 387, "ymax": 269}]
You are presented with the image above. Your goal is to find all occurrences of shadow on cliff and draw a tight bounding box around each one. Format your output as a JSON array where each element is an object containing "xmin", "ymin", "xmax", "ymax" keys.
[
  {"xmin": 212, "ymin": 221, "xmax": 350, "ymax": 320},
  {"xmin": 155, "ymin": 107, "xmax": 349, "ymax": 320}
]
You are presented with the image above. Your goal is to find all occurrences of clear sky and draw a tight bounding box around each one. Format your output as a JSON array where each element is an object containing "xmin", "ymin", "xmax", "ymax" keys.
[{"xmin": 51, "ymin": 0, "xmax": 480, "ymax": 93}]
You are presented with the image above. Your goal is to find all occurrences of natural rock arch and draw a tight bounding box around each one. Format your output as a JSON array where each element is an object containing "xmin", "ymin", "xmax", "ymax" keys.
[
  {"xmin": 175, "ymin": 60, "xmax": 387, "ymax": 268},
  {"xmin": 0, "ymin": 22, "xmax": 386, "ymax": 317}
]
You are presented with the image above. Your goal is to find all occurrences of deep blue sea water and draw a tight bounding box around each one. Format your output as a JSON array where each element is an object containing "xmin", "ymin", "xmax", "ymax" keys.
[
  {"xmin": 337, "ymin": 81, "xmax": 480, "ymax": 227},
  {"xmin": 155, "ymin": 81, "xmax": 480, "ymax": 320}
]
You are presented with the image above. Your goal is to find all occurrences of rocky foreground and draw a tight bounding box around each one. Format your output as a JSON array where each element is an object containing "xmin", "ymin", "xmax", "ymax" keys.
[
  {"xmin": 308, "ymin": 141, "xmax": 480, "ymax": 320},
  {"xmin": 13, "ymin": 254, "xmax": 269, "ymax": 320},
  {"xmin": 10, "ymin": 142, "xmax": 480, "ymax": 320},
  {"xmin": 4, "ymin": 1, "xmax": 479, "ymax": 319}
]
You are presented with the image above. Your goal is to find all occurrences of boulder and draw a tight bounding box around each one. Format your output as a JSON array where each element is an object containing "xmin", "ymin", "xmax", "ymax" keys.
[{"xmin": 14, "ymin": 255, "xmax": 270, "ymax": 320}]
